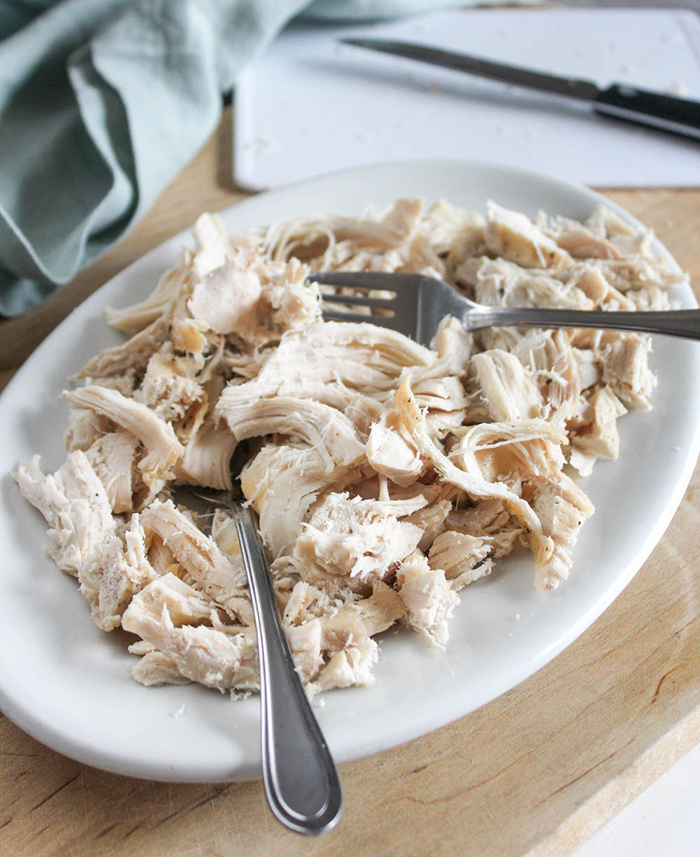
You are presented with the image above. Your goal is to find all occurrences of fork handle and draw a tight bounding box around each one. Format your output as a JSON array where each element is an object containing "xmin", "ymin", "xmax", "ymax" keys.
[
  {"xmin": 468, "ymin": 307, "xmax": 700, "ymax": 340},
  {"xmin": 232, "ymin": 504, "xmax": 342, "ymax": 835}
]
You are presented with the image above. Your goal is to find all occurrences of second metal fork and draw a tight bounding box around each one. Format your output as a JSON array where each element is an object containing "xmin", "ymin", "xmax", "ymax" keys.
[
  {"xmin": 308, "ymin": 271, "xmax": 700, "ymax": 347},
  {"xmin": 180, "ymin": 485, "xmax": 342, "ymax": 835}
]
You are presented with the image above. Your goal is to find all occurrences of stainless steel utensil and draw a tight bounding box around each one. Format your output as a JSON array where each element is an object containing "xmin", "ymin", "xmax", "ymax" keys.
[
  {"xmin": 309, "ymin": 270, "xmax": 700, "ymax": 347},
  {"xmin": 230, "ymin": 500, "xmax": 342, "ymax": 835},
  {"xmin": 183, "ymin": 486, "xmax": 342, "ymax": 835},
  {"xmin": 341, "ymin": 38, "xmax": 700, "ymax": 142}
]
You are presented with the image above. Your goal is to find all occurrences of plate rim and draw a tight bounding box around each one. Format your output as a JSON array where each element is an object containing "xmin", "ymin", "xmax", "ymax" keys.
[{"xmin": 1, "ymin": 157, "xmax": 699, "ymax": 782}]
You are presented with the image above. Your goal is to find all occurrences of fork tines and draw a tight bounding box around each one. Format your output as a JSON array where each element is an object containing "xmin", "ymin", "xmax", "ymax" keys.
[
  {"xmin": 307, "ymin": 271, "xmax": 414, "ymax": 291},
  {"xmin": 319, "ymin": 292, "xmax": 394, "ymax": 310},
  {"xmin": 307, "ymin": 271, "xmax": 419, "ymax": 328}
]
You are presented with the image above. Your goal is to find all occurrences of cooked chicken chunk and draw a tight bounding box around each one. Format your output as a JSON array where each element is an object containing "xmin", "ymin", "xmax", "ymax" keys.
[
  {"xmin": 84, "ymin": 431, "xmax": 139, "ymax": 513},
  {"xmin": 241, "ymin": 442, "xmax": 365, "ymax": 559},
  {"xmin": 449, "ymin": 420, "xmax": 594, "ymax": 589},
  {"xmin": 140, "ymin": 499, "xmax": 250, "ymax": 623},
  {"xmin": 397, "ymin": 552, "xmax": 460, "ymax": 649},
  {"xmin": 485, "ymin": 201, "xmax": 572, "ymax": 270},
  {"xmin": 469, "ymin": 349, "xmax": 542, "ymax": 422},
  {"xmin": 64, "ymin": 385, "xmax": 184, "ymax": 490},
  {"xmin": 292, "ymin": 493, "xmax": 425, "ymax": 592},
  {"xmin": 572, "ymin": 386, "xmax": 627, "ymax": 460},
  {"xmin": 15, "ymin": 453, "xmax": 153, "ymax": 630},
  {"xmin": 366, "ymin": 411, "xmax": 424, "ymax": 485},
  {"xmin": 123, "ymin": 573, "xmax": 259, "ymax": 692},
  {"xmin": 428, "ymin": 531, "xmax": 493, "ymax": 589}
]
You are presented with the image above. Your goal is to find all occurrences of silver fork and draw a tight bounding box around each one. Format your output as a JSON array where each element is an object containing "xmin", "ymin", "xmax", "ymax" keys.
[
  {"xmin": 182, "ymin": 486, "xmax": 342, "ymax": 835},
  {"xmin": 307, "ymin": 271, "xmax": 700, "ymax": 347}
]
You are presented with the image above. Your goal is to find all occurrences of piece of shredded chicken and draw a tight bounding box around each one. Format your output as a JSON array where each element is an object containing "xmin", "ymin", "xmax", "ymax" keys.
[{"xmin": 15, "ymin": 197, "xmax": 681, "ymax": 696}]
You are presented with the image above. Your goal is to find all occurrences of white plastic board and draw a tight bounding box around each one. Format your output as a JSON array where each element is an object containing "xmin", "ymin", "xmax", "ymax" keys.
[{"xmin": 234, "ymin": 8, "xmax": 700, "ymax": 190}]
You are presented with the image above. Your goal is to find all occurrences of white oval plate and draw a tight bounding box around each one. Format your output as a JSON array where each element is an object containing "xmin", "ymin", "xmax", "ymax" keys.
[{"xmin": 1, "ymin": 160, "xmax": 699, "ymax": 783}]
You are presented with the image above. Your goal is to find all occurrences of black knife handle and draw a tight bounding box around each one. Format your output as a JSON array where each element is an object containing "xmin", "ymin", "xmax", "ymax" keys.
[{"xmin": 594, "ymin": 83, "xmax": 700, "ymax": 141}]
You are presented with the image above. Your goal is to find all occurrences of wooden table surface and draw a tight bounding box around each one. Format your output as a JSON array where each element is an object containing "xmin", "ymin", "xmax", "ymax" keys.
[{"xmin": 1, "ymin": 110, "xmax": 699, "ymax": 857}]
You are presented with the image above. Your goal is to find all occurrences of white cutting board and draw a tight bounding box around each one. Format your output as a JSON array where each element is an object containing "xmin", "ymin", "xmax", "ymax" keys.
[{"xmin": 234, "ymin": 8, "xmax": 700, "ymax": 190}]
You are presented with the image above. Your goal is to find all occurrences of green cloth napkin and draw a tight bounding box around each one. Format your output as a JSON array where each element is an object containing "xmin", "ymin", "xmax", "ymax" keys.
[{"xmin": 0, "ymin": 0, "xmax": 481, "ymax": 316}]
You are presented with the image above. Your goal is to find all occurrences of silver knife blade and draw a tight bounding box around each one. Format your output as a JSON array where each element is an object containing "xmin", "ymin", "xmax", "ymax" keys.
[{"xmin": 340, "ymin": 38, "xmax": 601, "ymax": 103}]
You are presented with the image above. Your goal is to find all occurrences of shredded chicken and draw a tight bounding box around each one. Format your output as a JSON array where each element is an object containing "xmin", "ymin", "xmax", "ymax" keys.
[{"xmin": 15, "ymin": 198, "xmax": 680, "ymax": 695}]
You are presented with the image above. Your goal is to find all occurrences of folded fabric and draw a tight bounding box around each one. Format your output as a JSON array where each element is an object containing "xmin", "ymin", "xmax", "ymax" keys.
[{"xmin": 0, "ymin": 0, "xmax": 486, "ymax": 316}]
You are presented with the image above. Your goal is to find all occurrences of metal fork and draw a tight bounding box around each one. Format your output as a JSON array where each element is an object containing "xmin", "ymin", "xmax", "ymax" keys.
[
  {"xmin": 182, "ymin": 486, "xmax": 342, "ymax": 835},
  {"xmin": 308, "ymin": 271, "xmax": 700, "ymax": 347}
]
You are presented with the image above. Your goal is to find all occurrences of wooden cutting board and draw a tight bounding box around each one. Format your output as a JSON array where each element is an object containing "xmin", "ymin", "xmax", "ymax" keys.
[{"xmin": 1, "ymin": 108, "xmax": 699, "ymax": 856}]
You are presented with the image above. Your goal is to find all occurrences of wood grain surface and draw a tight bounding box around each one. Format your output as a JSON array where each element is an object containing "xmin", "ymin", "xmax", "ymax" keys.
[{"xmin": 1, "ymin": 108, "xmax": 699, "ymax": 857}]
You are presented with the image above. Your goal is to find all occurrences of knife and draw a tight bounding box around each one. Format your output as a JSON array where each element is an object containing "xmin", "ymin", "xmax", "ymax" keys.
[{"xmin": 340, "ymin": 38, "xmax": 700, "ymax": 142}]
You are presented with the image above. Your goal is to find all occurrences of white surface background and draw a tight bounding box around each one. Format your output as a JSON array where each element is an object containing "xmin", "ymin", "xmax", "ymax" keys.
[
  {"xmin": 234, "ymin": 7, "xmax": 700, "ymax": 190},
  {"xmin": 575, "ymin": 740, "xmax": 700, "ymax": 856}
]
